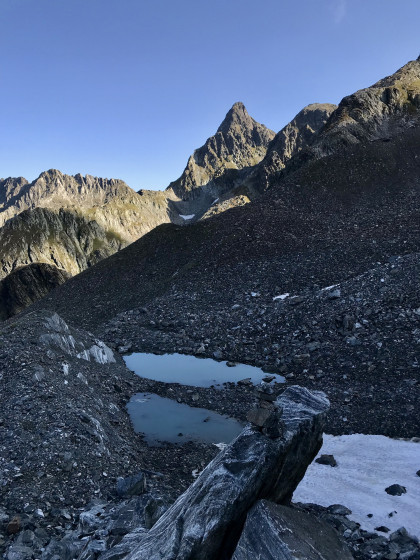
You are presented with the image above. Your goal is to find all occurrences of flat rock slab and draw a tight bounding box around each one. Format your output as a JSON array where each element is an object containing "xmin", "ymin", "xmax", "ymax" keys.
[{"xmin": 232, "ymin": 500, "xmax": 354, "ymax": 560}]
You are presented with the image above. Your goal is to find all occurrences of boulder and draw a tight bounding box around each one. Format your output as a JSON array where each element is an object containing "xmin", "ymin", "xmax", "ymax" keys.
[
  {"xmin": 116, "ymin": 472, "xmax": 146, "ymax": 498},
  {"xmin": 119, "ymin": 386, "xmax": 329, "ymax": 560},
  {"xmin": 232, "ymin": 500, "xmax": 354, "ymax": 559}
]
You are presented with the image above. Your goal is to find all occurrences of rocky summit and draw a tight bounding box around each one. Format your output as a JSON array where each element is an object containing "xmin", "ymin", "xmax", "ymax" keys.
[
  {"xmin": 1, "ymin": 58, "xmax": 420, "ymax": 560},
  {"xmin": 167, "ymin": 101, "xmax": 275, "ymax": 201}
]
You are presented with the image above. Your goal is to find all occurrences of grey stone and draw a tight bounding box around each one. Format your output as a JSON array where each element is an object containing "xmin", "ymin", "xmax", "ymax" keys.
[
  {"xmin": 6, "ymin": 545, "xmax": 35, "ymax": 560},
  {"xmin": 328, "ymin": 289, "xmax": 341, "ymax": 299},
  {"xmin": 327, "ymin": 504, "xmax": 352, "ymax": 516},
  {"xmin": 116, "ymin": 472, "xmax": 146, "ymax": 498},
  {"xmin": 246, "ymin": 406, "xmax": 272, "ymax": 427},
  {"xmin": 232, "ymin": 500, "xmax": 354, "ymax": 559}
]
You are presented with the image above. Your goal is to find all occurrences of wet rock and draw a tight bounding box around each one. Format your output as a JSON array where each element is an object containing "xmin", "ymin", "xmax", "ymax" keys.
[
  {"xmin": 117, "ymin": 386, "xmax": 329, "ymax": 560},
  {"xmin": 385, "ymin": 484, "xmax": 407, "ymax": 496},
  {"xmin": 232, "ymin": 500, "xmax": 354, "ymax": 559},
  {"xmin": 315, "ymin": 454, "xmax": 337, "ymax": 467}
]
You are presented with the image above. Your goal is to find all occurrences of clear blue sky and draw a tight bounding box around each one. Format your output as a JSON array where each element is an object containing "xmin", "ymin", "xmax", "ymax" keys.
[{"xmin": 1, "ymin": 0, "xmax": 419, "ymax": 190}]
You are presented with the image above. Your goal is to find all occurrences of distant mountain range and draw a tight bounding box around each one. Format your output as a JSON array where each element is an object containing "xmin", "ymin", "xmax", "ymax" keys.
[{"xmin": 1, "ymin": 57, "xmax": 419, "ymax": 319}]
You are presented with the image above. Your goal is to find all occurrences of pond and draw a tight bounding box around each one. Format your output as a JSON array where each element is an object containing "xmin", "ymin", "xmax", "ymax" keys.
[
  {"xmin": 123, "ymin": 352, "xmax": 285, "ymax": 388},
  {"xmin": 127, "ymin": 393, "xmax": 245, "ymax": 446}
]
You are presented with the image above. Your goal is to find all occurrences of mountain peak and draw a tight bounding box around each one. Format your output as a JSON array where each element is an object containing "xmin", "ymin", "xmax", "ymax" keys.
[
  {"xmin": 37, "ymin": 169, "xmax": 64, "ymax": 181},
  {"xmin": 217, "ymin": 101, "xmax": 252, "ymax": 133}
]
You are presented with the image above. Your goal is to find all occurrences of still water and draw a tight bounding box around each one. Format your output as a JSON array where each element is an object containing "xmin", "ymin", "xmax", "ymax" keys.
[
  {"xmin": 123, "ymin": 352, "xmax": 285, "ymax": 388},
  {"xmin": 127, "ymin": 393, "xmax": 245, "ymax": 446}
]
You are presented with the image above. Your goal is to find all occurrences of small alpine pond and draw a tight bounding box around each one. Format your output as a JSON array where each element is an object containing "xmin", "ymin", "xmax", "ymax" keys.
[
  {"xmin": 127, "ymin": 393, "xmax": 245, "ymax": 446},
  {"xmin": 123, "ymin": 352, "xmax": 285, "ymax": 388}
]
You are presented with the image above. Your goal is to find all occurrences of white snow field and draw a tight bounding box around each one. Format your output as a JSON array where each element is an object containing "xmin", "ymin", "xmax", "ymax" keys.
[{"xmin": 294, "ymin": 434, "xmax": 420, "ymax": 538}]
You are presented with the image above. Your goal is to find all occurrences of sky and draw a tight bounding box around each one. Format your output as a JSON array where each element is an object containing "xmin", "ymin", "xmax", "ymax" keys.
[{"xmin": 1, "ymin": 0, "xmax": 419, "ymax": 191}]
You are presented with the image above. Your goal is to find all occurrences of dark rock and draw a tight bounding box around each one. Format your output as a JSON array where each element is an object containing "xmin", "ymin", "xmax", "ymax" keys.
[
  {"xmin": 232, "ymin": 500, "xmax": 354, "ymax": 559},
  {"xmin": 385, "ymin": 484, "xmax": 407, "ymax": 496},
  {"xmin": 6, "ymin": 516, "xmax": 21, "ymax": 535},
  {"xmin": 116, "ymin": 472, "xmax": 146, "ymax": 498},
  {"xmin": 327, "ymin": 504, "xmax": 352, "ymax": 516},
  {"xmin": 375, "ymin": 525, "xmax": 390, "ymax": 532},
  {"xmin": 117, "ymin": 386, "xmax": 329, "ymax": 560},
  {"xmin": 315, "ymin": 454, "xmax": 337, "ymax": 467}
]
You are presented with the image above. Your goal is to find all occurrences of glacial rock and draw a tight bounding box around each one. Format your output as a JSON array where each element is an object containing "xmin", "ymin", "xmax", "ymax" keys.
[
  {"xmin": 39, "ymin": 312, "xmax": 116, "ymax": 364},
  {"xmin": 232, "ymin": 500, "xmax": 354, "ymax": 559},
  {"xmin": 117, "ymin": 386, "xmax": 329, "ymax": 560}
]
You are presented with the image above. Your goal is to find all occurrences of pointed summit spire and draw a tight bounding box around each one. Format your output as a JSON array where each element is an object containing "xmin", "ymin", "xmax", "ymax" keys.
[{"xmin": 217, "ymin": 101, "xmax": 253, "ymax": 134}]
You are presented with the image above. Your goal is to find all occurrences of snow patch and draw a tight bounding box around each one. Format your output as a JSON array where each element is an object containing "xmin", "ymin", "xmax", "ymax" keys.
[
  {"xmin": 273, "ymin": 293, "xmax": 290, "ymax": 301},
  {"xmin": 179, "ymin": 214, "xmax": 195, "ymax": 220},
  {"xmin": 320, "ymin": 284, "xmax": 339, "ymax": 291},
  {"xmin": 294, "ymin": 434, "xmax": 420, "ymax": 538}
]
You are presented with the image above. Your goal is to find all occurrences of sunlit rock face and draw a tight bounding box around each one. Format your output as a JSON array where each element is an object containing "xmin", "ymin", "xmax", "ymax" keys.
[{"xmin": 167, "ymin": 102, "xmax": 276, "ymax": 201}]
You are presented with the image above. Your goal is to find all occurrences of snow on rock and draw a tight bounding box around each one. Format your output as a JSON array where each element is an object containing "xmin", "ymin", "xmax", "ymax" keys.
[
  {"xmin": 320, "ymin": 284, "xmax": 339, "ymax": 291},
  {"xmin": 293, "ymin": 434, "xmax": 420, "ymax": 538},
  {"xmin": 179, "ymin": 214, "xmax": 195, "ymax": 220},
  {"xmin": 273, "ymin": 293, "xmax": 290, "ymax": 301}
]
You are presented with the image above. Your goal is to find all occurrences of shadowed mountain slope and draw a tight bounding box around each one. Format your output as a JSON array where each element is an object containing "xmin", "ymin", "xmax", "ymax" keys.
[
  {"xmin": 243, "ymin": 103, "xmax": 337, "ymax": 193},
  {"xmin": 0, "ymin": 263, "xmax": 70, "ymax": 320}
]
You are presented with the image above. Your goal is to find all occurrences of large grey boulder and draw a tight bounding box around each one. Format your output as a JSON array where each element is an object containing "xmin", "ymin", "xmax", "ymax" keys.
[
  {"xmin": 232, "ymin": 500, "xmax": 354, "ymax": 559},
  {"xmin": 117, "ymin": 386, "xmax": 329, "ymax": 560}
]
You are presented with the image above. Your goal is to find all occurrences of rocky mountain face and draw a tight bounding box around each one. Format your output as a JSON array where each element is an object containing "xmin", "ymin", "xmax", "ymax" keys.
[
  {"xmin": 0, "ymin": 169, "xmax": 172, "ymax": 239},
  {"xmin": 243, "ymin": 103, "xmax": 337, "ymax": 193},
  {"xmin": 306, "ymin": 59, "xmax": 420, "ymax": 159},
  {"xmin": 0, "ymin": 171, "xmax": 174, "ymax": 312},
  {"xmin": 0, "ymin": 207, "xmax": 128, "ymax": 280},
  {"xmin": 167, "ymin": 102, "xmax": 275, "ymax": 201}
]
